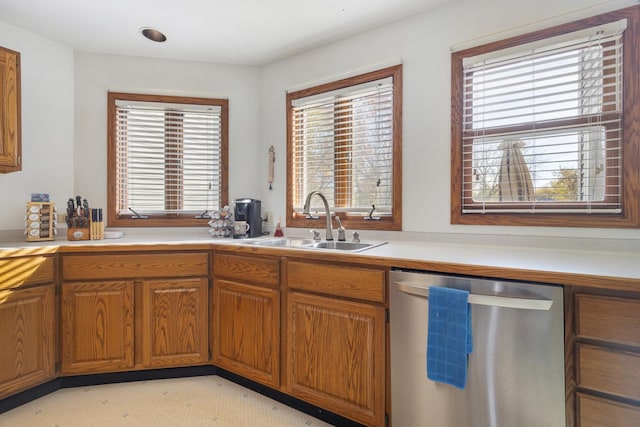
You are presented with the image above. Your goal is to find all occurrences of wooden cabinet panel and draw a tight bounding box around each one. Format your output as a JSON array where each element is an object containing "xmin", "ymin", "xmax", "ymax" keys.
[
  {"xmin": 578, "ymin": 393, "xmax": 640, "ymax": 427},
  {"xmin": 287, "ymin": 260, "xmax": 385, "ymax": 303},
  {"xmin": 286, "ymin": 291, "xmax": 385, "ymax": 427},
  {"xmin": 576, "ymin": 294, "xmax": 640, "ymax": 347},
  {"xmin": 578, "ymin": 344, "xmax": 640, "ymax": 401},
  {"xmin": 139, "ymin": 278, "xmax": 209, "ymax": 368},
  {"xmin": 62, "ymin": 252, "xmax": 208, "ymax": 281},
  {"xmin": 0, "ymin": 46, "xmax": 21, "ymax": 173},
  {"xmin": 0, "ymin": 284, "xmax": 54, "ymax": 399},
  {"xmin": 213, "ymin": 279, "xmax": 280, "ymax": 388},
  {"xmin": 0, "ymin": 256, "xmax": 54, "ymax": 290},
  {"xmin": 61, "ymin": 281, "xmax": 134, "ymax": 374},
  {"xmin": 572, "ymin": 290, "xmax": 640, "ymax": 425},
  {"xmin": 213, "ymin": 253, "xmax": 279, "ymax": 288}
]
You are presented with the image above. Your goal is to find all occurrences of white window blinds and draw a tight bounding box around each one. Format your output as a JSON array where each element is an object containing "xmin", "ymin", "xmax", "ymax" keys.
[
  {"xmin": 291, "ymin": 78, "xmax": 394, "ymax": 214},
  {"xmin": 462, "ymin": 19, "xmax": 625, "ymax": 213},
  {"xmin": 115, "ymin": 100, "xmax": 222, "ymax": 216}
]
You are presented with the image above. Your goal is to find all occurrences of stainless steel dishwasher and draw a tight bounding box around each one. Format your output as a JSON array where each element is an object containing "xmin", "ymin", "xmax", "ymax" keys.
[{"xmin": 389, "ymin": 269, "xmax": 565, "ymax": 427}]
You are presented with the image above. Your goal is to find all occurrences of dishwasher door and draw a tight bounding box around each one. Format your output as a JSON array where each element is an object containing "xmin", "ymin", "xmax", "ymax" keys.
[{"xmin": 389, "ymin": 269, "xmax": 565, "ymax": 427}]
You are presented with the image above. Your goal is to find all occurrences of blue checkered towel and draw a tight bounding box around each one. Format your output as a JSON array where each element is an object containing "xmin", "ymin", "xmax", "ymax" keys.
[{"xmin": 426, "ymin": 287, "xmax": 473, "ymax": 389}]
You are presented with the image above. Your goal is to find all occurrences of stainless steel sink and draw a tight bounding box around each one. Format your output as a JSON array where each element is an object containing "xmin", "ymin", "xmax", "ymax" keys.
[
  {"xmin": 246, "ymin": 237, "xmax": 315, "ymax": 248},
  {"xmin": 305, "ymin": 241, "xmax": 384, "ymax": 251},
  {"xmin": 245, "ymin": 237, "xmax": 386, "ymax": 253}
]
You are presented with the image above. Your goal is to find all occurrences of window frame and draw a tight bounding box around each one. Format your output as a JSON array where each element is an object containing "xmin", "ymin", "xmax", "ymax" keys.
[
  {"xmin": 107, "ymin": 92, "xmax": 229, "ymax": 227},
  {"xmin": 286, "ymin": 65, "xmax": 403, "ymax": 231},
  {"xmin": 451, "ymin": 6, "xmax": 640, "ymax": 228}
]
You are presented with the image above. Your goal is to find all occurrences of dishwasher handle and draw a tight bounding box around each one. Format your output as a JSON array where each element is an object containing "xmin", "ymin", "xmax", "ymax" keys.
[{"xmin": 395, "ymin": 281, "xmax": 553, "ymax": 311}]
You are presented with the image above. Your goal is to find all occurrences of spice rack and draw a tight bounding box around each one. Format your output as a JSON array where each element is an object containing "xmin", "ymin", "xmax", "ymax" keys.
[{"xmin": 25, "ymin": 202, "xmax": 57, "ymax": 241}]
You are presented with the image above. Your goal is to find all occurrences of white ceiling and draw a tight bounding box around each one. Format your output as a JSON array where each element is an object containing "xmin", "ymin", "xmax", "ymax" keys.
[{"xmin": 0, "ymin": 0, "xmax": 448, "ymax": 65}]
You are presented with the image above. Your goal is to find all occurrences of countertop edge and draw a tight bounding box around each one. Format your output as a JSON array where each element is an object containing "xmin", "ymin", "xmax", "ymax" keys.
[{"xmin": 2, "ymin": 235, "xmax": 639, "ymax": 292}]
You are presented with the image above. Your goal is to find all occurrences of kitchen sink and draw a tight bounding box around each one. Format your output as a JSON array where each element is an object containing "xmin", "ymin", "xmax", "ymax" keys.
[
  {"xmin": 305, "ymin": 241, "xmax": 383, "ymax": 251},
  {"xmin": 245, "ymin": 237, "xmax": 386, "ymax": 253},
  {"xmin": 246, "ymin": 237, "xmax": 315, "ymax": 248}
]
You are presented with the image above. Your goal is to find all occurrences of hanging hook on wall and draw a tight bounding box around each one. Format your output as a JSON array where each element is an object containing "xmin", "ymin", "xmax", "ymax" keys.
[{"xmin": 268, "ymin": 145, "xmax": 275, "ymax": 190}]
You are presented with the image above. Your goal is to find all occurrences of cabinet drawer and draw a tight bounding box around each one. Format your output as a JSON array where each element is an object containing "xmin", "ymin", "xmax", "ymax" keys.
[
  {"xmin": 576, "ymin": 294, "xmax": 640, "ymax": 347},
  {"xmin": 63, "ymin": 253, "xmax": 208, "ymax": 281},
  {"xmin": 0, "ymin": 256, "xmax": 54, "ymax": 290},
  {"xmin": 213, "ymin": 253, "xmax": 279, "ymax": 288},
  {"xmin": 287, "ymin": 260, "xmax": 385, "ymax": 303},
  {"xmin": 578, "ymin": 393, "xmax": 640, "ymax": 427},
  {"xmin": 578, "ymin": 344, "xmax": 640, "ymax": 401}
]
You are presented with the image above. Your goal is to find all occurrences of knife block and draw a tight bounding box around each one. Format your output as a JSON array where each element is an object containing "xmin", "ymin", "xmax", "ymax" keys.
[{"xmin": 67, "ymin": 227, "xmax": 90, "ymax": 241}]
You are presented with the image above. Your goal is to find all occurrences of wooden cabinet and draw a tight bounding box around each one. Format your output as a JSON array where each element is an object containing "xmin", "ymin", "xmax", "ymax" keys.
[
  {"xmin": 0, "ymin": 46, "xmax": 21, "ymax": 173},
  {"xmin": 285, "ymin": 260, "xmax": 386, "ymax": 427},
  {"xmin": 571, "ymin": 290, "xmax": 640, "ymax": 426},
  {"xmin": 139, "ymin": 278, "xmax": 209, "ymax": 368},
  {"xmin": 0, "ymin": 255, "xmax": 55, "ymax": 399},
  {"xmin": 212, "ymin": 253, "xmax": 387, "ymax": 425},
  {"xmin": 577, "ymin": 393, "xmax": 640, "ymax": 427},
  {"xmin": 2, "ymin": 247, "xmax": 388, "ymax": 425},
  {"xmin": 0, "ymin": 284, "xmax": 55, "ymax": 399},
  {"xmin": 212, "ymin": 253, "xmax": 280, "ymax": 388},
  {"xmin": 61, "ymin": 281, "xmax": 134, "ymax": 374},
  {"xmin": 61, "ymin": 252, "xmax": 209, "ymax": 375}
]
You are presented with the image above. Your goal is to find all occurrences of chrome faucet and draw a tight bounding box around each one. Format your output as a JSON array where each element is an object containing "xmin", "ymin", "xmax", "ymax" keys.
[{"xmin": 302, "ymin": 191, "xmax": 334, "ymax": 241}]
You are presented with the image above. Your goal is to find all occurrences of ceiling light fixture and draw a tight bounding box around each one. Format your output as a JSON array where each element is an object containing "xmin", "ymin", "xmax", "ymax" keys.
[{"xmin": 140, "ymin": 27, "xmax": 167, "ymax": 43}]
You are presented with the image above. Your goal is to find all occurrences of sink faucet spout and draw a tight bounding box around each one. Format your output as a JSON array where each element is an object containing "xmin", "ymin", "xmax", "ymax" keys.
[{"xmin": 302, "ymin": 191, "xmax": 334, "ymax": 241}]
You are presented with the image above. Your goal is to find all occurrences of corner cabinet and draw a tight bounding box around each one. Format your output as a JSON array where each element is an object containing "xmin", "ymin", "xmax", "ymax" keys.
[
  {"xmin": 285, "ymin": 259, "xmax": 387, "ymax": 427},
  {"xmin": 212, "ymin": 253, "xmax": 280, "ymax": 388},
  {"xmin": 0, "ymin": 256, "xmax": 55, "ymax": 399},
  {"xmin": 60, "ymin": 252, "xmax": 210, "ymax": 375},
  {"xmin": 0, "ymin": 46, "xmax": 21, "ymax": 173}
]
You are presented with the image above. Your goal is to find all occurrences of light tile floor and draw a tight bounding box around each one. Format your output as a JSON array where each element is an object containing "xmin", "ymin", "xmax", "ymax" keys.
[{"xmin": 0, "ymin": 376, "xmax": 334, "ymax": 427}]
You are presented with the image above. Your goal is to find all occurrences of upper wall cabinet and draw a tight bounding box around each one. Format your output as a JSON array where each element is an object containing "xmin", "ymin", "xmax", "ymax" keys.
[{"xmin": 0, "ymin": 46, "xmax": 21, "ymax": 174}]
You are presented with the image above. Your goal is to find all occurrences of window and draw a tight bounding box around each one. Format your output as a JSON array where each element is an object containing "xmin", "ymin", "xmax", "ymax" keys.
[
  {"xmin": 286, "ymin": 65, "xmax": 402, "ymax": 231},
  {"xmin": 107, "ymin": 92, "xmax": 228, "ymax": 227},
  {"xmin": 451, "ymin": 6, "xmax": 639, "ymax": 227}
]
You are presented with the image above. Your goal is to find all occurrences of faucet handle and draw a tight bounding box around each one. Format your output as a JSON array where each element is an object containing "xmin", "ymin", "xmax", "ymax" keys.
[
  {"xmin": 352, "ymin": 231, "xmax": 360, "ymax": 243},
  {"xmin": 310, "ymin": 230, "xmax": 321, "ymax": 241},
  {"xmin": 334, "ymin": 215, "xmax": 346, "ymax": 242}
]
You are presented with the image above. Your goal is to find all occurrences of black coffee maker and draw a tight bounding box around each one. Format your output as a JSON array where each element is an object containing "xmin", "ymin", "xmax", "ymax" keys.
[{"xmin": 233, "ymin": 198, "xmax": 262, "ymax": 238}]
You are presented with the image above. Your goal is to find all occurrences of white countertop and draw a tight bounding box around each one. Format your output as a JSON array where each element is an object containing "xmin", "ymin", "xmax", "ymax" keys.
[
  {"xmin": 369, "ymin": 239, "xmax": 640, "ymax": 281},
  {"xmin": 2, "ymin": 228, "xmax": 639, "ymax": 284}
]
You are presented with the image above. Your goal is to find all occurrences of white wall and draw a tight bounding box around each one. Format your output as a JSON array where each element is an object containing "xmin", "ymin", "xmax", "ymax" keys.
[
  {"xmin": 0, "ymin": 21, "xmax": 74, "ymax": 230},
  {"xmin": 73, "ymin": 52, "xmax": 261, "ymax": 217},
  {"xmin": 2, "ymin": 0, "xmax": 639, "ymax": 242},
  {"xmin": 258, "ymin": 0, "xmax": 640, "ymax": 240}
]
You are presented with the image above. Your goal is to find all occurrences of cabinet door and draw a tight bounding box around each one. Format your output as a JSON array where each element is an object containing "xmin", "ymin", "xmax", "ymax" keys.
[
  {"xmin": 213, "ymin": 279, "xmax": 280, "ymax": 388},
  {"xmin": 0, "ymin": 46, "xmax": 21, "ymax": 173},
  {"xmin": 61, "ymin": 281, "xmax": 134, "ymax": 374},
  {"xmin": 139, "ymin": 278, "xmax": 209, "ymax": 368},
  {"xmin": 0, "ymin": 284, "xmax": 55, "ymax": 399},
  {"xmin": 286, "ymin": 292, "xmax": 385, "ymax": 427}
]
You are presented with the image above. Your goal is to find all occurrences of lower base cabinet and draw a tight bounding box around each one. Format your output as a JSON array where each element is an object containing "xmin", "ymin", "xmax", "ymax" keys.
[
  {"xmin": 60, "ymin": 252, "xmax": 210, "ymax": 375},
  {"xmin": 571, "ymin": 289, "xmax": 640, "ymax": 426},
  {"xmin": 61, "ymin": 278, "xmax": 209, "ymax": 374},
  {"xmin": 0, "ymin": 284, "xmax": 55, "ymax": 399},
  {"xmin": 577, "ymin": 393, "xmax": 640, "ymax": 427},
  {"xmin": 139, "ymin": 278, "xmax": 209, "ymax": 368},
  {"xmin": 286, "ymin": 291, "xmax": 386, "ymax": 427},
  {"xmin": 61, "ymin": 281, "xmax": 135, "ymax": 374},
  {"xmin": 212, "ymin": 279, "xmax": 280, "ymax": 388}
]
